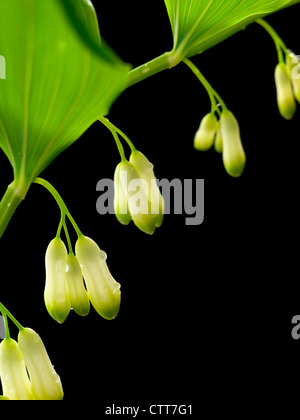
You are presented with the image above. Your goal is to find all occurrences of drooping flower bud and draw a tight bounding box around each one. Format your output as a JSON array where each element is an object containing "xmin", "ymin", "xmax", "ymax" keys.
[
  {"xmin": 0, "ymin": 338, "xmax": 32, "ymax": 400},
  {"xmin": 214, "ymin": 121, "xmax": 223, "ymax": 153},
  {"xmin": 113, "ymin": 162, "xmax": 132, "ymax": 226},
  {"xmin": 220, "ymin": 110, "xmax": 246, "ymax": 178},
  {"xmin": 65, "ymin": 254, "xmax": 90, "ymax": 316},
  {"xmin": 118, "ymin": 161, "xmax": 157, "ymax": 235},
  {"xmin": 130, "ymin": 150, "xmax": 164, "ymax": 229},
  {"xmin": 194, "ymin": 113, "xmax": 218, "ymax": 151},
  {"xmin": 44, "ymin": 238, "xmax": 70, "ymax": 323},
  {"xmin": 286, "ymin": 50, "xmax": 300, "ymax": 103},
  {"xmin": 275, "ymin": 62, "xmax": 296, "ymax": 120},
  {"xmin": 18, "ymin": 328, "xmax": 63, "ymax": 400},
  {"xmin": 75, "ymin": 236, "xmax": 121, "ymax": 320}
]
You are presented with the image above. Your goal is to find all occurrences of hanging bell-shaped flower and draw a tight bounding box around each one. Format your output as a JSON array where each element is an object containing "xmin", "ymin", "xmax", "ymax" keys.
[
  {"xmin": 44, "ymin": 238, "xmax": 71, "ymax": 323},
  {"xmin": 0, "ymin": 338, "xmax": 32, "ymax": 400},
  {"xmin": 129, "ymin": 150, "xmax": 164, "ymax": 229},
  {"xmin": 275, "ymin": 62, "xmax": 296, "ymax": 120},
  {"xmin": 114, "ymin": 162, "xmax": 132, "ymax": 226},
  {"xmin": 194, "ymin": 113, "xmax": 218, "ymax": 151},
  {"xmin": 220, "ymin": 110, "xmax": 246, "ymax": 178},
  {"xmin": 65, "ymin": 254, "xmax": 90, "ymax": 317},
  {"xmin": 18, "ymin": 328, "xmax": 63, "ymax": 400},
  {"xmin": 116, "ymin": 160, "xmax": 158, "ymax": 235},
  {"xmin": 75, "ymin": 236, "xmax": 121, "ymax": 320}
]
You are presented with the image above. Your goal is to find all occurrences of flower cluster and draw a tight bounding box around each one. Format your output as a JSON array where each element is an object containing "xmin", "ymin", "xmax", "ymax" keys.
[
  {"xmin": 114, "ymin": 150, "xmax": 164, "ymax": 234},
  {"xmin": 275, "ymin": 51, "xmax": 300, "ymax": 120},
  {"xmin": 45, "ymin": 235, "xmax": 121, "ymax": 323},
  {"xmin": 0, "ymin": 327, "xmax": 63, "ymax": 400},
  {"xmin": 194, "ymin": 110, "xmax": 246, "ymax": 178}
]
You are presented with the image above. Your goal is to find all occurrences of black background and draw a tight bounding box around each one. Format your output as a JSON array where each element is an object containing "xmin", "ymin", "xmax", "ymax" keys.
[{"xmin": 0, "ymin": 1, "xmax": 300, "ymax": 409}]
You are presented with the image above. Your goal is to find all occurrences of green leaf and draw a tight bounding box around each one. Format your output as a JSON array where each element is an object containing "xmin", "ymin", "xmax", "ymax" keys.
[
  {"xmin": 0, "ymin": 0, "xmax": 130, "ymax": 187},
  {"xmin": 164, "ymin": 0, "xmax": 300, "ymax": 62}
]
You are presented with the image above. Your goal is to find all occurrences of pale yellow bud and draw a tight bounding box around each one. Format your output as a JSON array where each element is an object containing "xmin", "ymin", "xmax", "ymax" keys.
[
  {"xmin": 18, "ymin": 328, "xmax": 63, "ymax": 400},
  {"xmin": 214, "ymin": 121, "xmax": 223, "ymax": 153},
  {"xmin": 130, "ymin": 150, "xmax": 164, "ymax": 228},
  {"xmin": 194, "ymin": 113, "xmax": 218, "ymax": 151},
  {"xmin": 119, "ymin": 161, "xmax": 157, "ymax": 235},
  {"xmin": 44, "ymin": 238, "xmax": 71, "ymax": 323},
  {"xmin": 65, "ymin": 254, "xmax": 90, "ymax": 316},
  {"xmin": 275, "ymin": 62, "xmax": 296, "ymax": 120},
  {"xmin": 221, "ymin": 110, "xmax": 246, "ymax": 178},
  {"xmin": 75, "ymin": 236, "xmax": 121, "ymax": 320},
  {"xmin": 0, "ymin": 338, "xmax": 32, "ymax": 400},
  {"xmin": 114, "ymin": 162, "xmax": 132, "ymax": 226}
]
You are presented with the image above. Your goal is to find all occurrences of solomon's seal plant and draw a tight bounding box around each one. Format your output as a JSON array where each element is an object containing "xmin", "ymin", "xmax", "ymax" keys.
[{"xmin": 0, "ymin": 0, "xmax": 299, "ymax": 400}]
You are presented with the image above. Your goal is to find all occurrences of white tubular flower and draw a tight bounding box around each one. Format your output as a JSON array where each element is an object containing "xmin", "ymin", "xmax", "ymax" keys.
[
  {"xmin": 18, "ymin": 328, "xmax": 63, "ymax": 400},
  {"xmin": 194, "ymin": 113, "xmax": 218, "ymax": 151},
  {"xmin": 75, "ymin": 236, "xmax": 121, "ymax": 320},
  {"xmin": 118, "ymin": 160, "xmax": 157, "ymax": 235},
  {"xmin": 275, "ymin": 62, "xmax": 296, "ymax": 120},
  {"xmin": 286, "ymin": 50, "xmax": 300, "ymax": 103},
  {"xmin": 65, "ymin": 254, "xmax": 90, "ymax": 316},
  {"xmin": 44, "ymin": 238, "xmax": 71, "ymax": 324},
  {"xmin": 0, "ymin": 338, "xmax": 32, "ymax": 400},
  {"xmin": 114, "ymin": 162, "xmax": 132, "ymax": 226},
  {"xmin": 129, "ymin": 150, "xmax": 164, "ymax": 229},
  {"xmin": 221, "ymin": 110, "xmax": 246, "ymax": 178}
]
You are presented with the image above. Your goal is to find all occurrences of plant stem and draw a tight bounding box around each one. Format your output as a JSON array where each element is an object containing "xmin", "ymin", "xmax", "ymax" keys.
[
  {"xmin": 256, "ymin": 19, "xmax": 286, "ymax": 63},
  {"xmin": 99, "ymin": 117, "xmax": 136, "ymax": 155},
  {"xmin": 183, "ymin": 58, "xmax": 227, "ymax": 113},
  {"xmin": 127, "ymin": 50, "xmax": 182, "ymax": 88},
  {"xmin": 0, "ymin": 179, "xmax": 31, "ymax": 239},
  {"xmin": 0, "ymin": 302, "xmax": 24, "ymax": 332},
  {"xmin": 33, "ymin": 177, "xmax": 83, "ymax": 238}
]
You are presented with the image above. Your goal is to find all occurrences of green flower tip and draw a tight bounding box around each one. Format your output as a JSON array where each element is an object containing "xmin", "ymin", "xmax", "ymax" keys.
[
  {"xmin": 114, "ymin": 151, "xmax": 164, "ymax": 235},
  {"xmin": 75, "ymin": 236, "xmax": 121, "ymax": 320},
  {"xmin": 220, "ymin": 110, "xmax": 246, "ymax": 178},
  {"xmin": 194, "ymin": 113, "xmax": 218, "ymax": 151},
  {"xmin": 275, "ymin": 62, "xmax": 296, "ymax": 120}
]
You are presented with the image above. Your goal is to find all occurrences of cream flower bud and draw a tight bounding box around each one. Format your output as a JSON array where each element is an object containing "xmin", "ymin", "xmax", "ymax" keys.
[
  {"xmin": 0, "ymin": 338, "xmax": 32, "ymax": 400},
  {"xmin": 65, "ymin": 254, "xmax": 90, "ymax": 316},
  {"xmin": 18, "ymin": 328, "xmax": 63, "ymax": 400},
  {"xmin": 194, "ymin": 113, "xmax": 218, "ymax": 151},
  {"xmin": 75, "ymin": 236, "xmax": 121, "ymax": 320},
  {"xmin": 221, "ymin": 110, "xmax": 246, "ymax": 178},
  {"xmin": 129, "ymin": 150, "xmax": 164, "ymax": 228},
  {"xmin": 114, "ymin": 162, "xmax": 132, "ymax": 226},
  {"xmin": 214, "ymin": 121, "xmax": 223, "ymax": 153},
  {"xmin": 44, "ymin": 238, "xmax": 70, "ymax": 323},
  {"xmin": 275, "ymin": 62, "xmax": 296, "ymax": 120},
  {"xmin": 119, "ymin": 160, "xmax": 157, "ymax": 235},
  {"xmin": 286, "ymin": 50, "xmax": 300, "ymax": 103}
]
